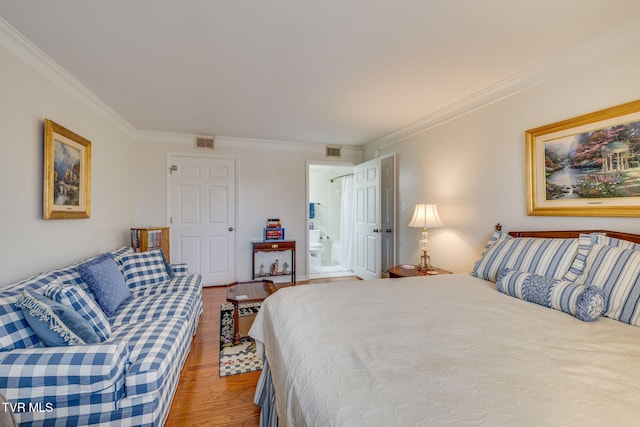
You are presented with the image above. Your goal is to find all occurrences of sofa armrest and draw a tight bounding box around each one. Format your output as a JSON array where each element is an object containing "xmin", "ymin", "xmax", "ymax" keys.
[
  {"xmin": 0, "ymin": 341, "xmax": 129, "ymax": 404},
  {"xmin": 170, "ymin": 263, "xmax": 189, "ymax": 277}
]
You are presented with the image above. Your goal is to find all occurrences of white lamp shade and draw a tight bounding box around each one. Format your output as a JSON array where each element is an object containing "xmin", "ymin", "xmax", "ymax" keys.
[{"xmin": 408, "ymin": 204, "xmax": 443, "ymax": 228}]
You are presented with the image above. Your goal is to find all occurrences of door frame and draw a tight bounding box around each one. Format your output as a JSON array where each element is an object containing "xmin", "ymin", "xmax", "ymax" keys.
[
  {"xmin": 306, "ymin": 159, "xmax": 356, "ymax": 280},
  {"xmin": 166, "ymin": 152, "xmax": 238, "ymax": 281}
]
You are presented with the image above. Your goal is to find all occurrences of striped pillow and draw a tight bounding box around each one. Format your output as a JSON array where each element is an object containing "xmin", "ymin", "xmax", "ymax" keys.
[
  {"xmin": 563, "ymin": 234, "xmax": 640, "ymax": 283},
  {"xmin": 497, "ymin": 269, "xmax": 606, "ymax": 322},
  {"xmin": 481, "ymin": 230, "xmax": 512, "ymax": 256},
  {"xmin": 582, "ymin": 244, "xmax": 640, "ymax": 326},
  {"xmin": 472, "ymin": 237, "xmax": 578, "ymax": 282}
]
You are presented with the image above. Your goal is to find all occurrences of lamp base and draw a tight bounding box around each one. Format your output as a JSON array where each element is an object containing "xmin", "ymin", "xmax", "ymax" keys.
[{"xmin": 417, "ymin": 251, "xmax": 434, "ymax": 271}]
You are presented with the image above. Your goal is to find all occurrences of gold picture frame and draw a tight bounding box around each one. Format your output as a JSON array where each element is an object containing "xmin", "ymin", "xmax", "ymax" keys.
[
  {"xmin": 526, "ymin": 100, "xmax": 640, "ymax": 217},
  {"xmin": 43, "ymin": 119, "xmax": 91, "ymax": 219}
]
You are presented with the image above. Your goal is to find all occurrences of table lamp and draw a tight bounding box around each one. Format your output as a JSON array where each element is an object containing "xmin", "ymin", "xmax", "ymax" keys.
[{"xmin": 408, "ymin": 203, "xmax": 443, "ymax": 271}]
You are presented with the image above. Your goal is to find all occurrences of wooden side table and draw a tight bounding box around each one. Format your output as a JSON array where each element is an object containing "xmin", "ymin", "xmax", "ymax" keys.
[
  {"xmin": 226, "ymin": 280, "xmax": 290, "ymax": 345},
  {"xmin": 251, "ymin": 240, "xmax": 296, "ymax": 284},
  {"xmin": 387, "ymin": 265, "xmax": 452, "ymax": 278}
]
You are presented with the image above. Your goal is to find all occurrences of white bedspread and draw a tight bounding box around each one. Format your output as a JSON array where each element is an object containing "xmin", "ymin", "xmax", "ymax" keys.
[{"xmin": 249, "ymin": 274, "xmax": 640, "ymax": 426}]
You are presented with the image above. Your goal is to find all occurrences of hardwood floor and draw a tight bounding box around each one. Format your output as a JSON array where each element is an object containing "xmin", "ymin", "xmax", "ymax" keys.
[{"xmin": 166, "ymin": 276, "xmax": 357, "ymax": 427}]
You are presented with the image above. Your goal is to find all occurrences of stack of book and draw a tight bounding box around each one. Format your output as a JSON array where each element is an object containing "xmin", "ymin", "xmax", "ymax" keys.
[{"xmin": 264, "ymin": 218, "xmax": 285, "ymax": 241}]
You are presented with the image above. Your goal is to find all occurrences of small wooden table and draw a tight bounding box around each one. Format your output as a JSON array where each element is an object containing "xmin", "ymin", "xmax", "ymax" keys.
[
  {"xmin": 226, "ymin": 280, "xmax": 290, "ymax": 345},
  {"xmin": 387, "ymin": 265, "xmax": 452, "ymax": 278}
]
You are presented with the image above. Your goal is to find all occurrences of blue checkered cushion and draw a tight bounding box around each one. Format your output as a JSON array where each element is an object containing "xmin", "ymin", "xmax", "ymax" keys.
[
  {"xmin": 0, "ymin": 340, "xmax": 129, "ymax": 405},
  {"xmin": 119, "ymin": 250, "xmax": 171, "ymax": 291},
  {"xmin": 133, "ymin": 274, "xmax": 201, "ymax": 298},
  {"xmin": 582, "ymin": 243, "xmax": 640, "ymax": 325},
  {"xmin": 110, "ymin": 318, "xmax": 191, "ymax": 397},
  {"xmin": 170, "ymin": 263, "xmax": 189, "ymax": 277},
  {"xmin": 0, "ymin": 289, "xmax": 44, "ymax": 351},
  {"xmin": 471, "ymin": 237, "xmax": 578, "ymax": 282},
  {"xmin": 109, "ymin": 286, "xmax": 200, "ymax": 328},
  {"xmin": 43, "ymin": 281, "xmax": 111, "ymax": 342},
  {"xmin": 16, "ymin": 289, "xmax": 101, "ymax": 346},
  {"xmin": 497, "ymin": 268, "xmax": 607, "ymax": 321}
]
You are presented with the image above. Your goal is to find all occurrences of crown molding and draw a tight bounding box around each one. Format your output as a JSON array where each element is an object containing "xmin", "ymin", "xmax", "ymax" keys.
[
  {"xmin": 135, "ymin": 130, "xmax": 363, "ymax": 155},
  {"xmin": 0, "ymin": 17, "xmax": 137, "ymax": 138},
  {"xmin": 367, "ymin": 16, "xmax": 640, "ymax": 151}
]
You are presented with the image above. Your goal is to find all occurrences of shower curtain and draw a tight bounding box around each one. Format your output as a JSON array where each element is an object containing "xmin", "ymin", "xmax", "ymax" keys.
[{"xmin": 340, "ymin": 176, "xmax": 355, "ymax": 270}]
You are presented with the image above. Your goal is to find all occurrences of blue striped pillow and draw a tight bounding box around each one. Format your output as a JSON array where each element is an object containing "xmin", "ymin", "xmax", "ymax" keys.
[
  {"xmin": 497, "ymin": 269, "xmax": 606, "ymax": 322},
  {"xmin": 481, "ymin": 230, "xmax": 512, "ymax": 256},
  {"xmin": 472, "ymin": 237, "xmax": 578, "ymax": 282},
  {"xmin": 563, "ymin": 233, "xmax": 640, "ymax": 283},
  {"xmin": 582, "ymin": 244, "xmax": 640, "ymax": 326}
]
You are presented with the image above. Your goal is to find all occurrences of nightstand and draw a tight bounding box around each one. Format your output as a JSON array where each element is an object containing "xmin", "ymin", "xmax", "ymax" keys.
[{"xmin": 387, "ymin": 265, "xmax": 452, "ymax": 278}]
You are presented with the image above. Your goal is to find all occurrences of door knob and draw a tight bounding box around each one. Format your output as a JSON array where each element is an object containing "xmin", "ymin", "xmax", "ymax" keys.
[
  {"xmin": 386, "ymin": 228, "xmax": 393, "ymax": 233},
  {"xmin": 228, "ymin": 227, "xmax": 234, "ymax": 232}
]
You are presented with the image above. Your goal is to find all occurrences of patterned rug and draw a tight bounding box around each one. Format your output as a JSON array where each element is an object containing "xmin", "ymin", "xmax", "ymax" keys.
[{"xmin": 219, "ymin": 302, "xmax": 263, "ymax": 377}]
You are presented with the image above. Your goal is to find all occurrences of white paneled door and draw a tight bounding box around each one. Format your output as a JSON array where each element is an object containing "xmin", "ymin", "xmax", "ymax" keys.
[
  {"xmin": 169, "ymin": 155, "xmax": 236, "ymax": 286},
  {"xmin": 354, "ymin": 158, "xmax": 381, "ymax": 280}
]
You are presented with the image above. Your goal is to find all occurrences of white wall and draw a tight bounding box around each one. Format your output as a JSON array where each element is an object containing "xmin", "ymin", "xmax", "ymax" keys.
[
  {"xmin": 0, "ymin": 36, "xmax": 137, "ymax": 286},
  {"xmin": 365, "ymin": 44, "xmax": 640, "ymax": 274},
  {"xmin": 133, "ymin": 138, "xmax": 361, "ymax": 282}
]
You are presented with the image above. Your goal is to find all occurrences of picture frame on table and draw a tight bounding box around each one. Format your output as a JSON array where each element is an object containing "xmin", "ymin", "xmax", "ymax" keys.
[
  {"xmin": 43, "ymin": 119, "xmax": 92, "ymax": 219},
  {"xmin": 526, "ymin": 99, "xmax": 640, "ymax": 217}
]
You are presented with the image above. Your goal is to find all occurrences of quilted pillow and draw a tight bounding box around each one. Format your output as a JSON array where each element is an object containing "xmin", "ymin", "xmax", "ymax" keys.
[
  {"xmin": 16, "ymin": 289, "xmax": 100, "ymax": 346},
  {"xmin": 118, "ymin": 249, "xmax": 171, "ymax": 290},
  {"xmin": 79, "ymin": 253, "xmax": 133, "ymax": 316},
  {"xmin": 497, "ymin": 269, "xmax": 606, "ymax": 322},
  {"xmin": 581, "ymin": 244, "xmax": 640, "ymax": 326},
  {"xmin": 472, "ymin": 237, "xmax": 578, "ymax": 282},
  {"xmin": 43, "ymin": 281, "xmax": 111, "ymax": 341}
]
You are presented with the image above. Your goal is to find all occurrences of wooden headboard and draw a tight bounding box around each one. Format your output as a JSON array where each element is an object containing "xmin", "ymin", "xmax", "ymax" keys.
[{"xmin": 495, "ymin": 223, "xmax": 640, "ymax": 244}]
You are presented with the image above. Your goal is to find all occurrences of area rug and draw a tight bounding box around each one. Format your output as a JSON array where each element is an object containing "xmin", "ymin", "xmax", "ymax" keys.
[{"xmin": 219, "ymin": 302, "xmax": 263, "ymax": 377}]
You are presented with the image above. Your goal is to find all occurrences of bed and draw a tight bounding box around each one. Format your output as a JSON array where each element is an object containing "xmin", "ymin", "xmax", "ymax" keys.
[{"xmin": 249, "ymin": 228, "xmax": 640, "ymax": 426}]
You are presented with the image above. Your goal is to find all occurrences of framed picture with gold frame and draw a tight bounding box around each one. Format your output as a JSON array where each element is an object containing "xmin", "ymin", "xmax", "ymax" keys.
[
  {"xmin": 43, "ymin": 119, "xmax": 91, "ymax": 219},
  {"xmin": 526, "ymin": 99, "xmax": 640, "ymax": 217}
]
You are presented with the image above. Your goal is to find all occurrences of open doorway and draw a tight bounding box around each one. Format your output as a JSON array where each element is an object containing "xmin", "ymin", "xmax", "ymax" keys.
[{"xmin": 307, "ymin": 162, "xmax": 355, "ymax": 280}]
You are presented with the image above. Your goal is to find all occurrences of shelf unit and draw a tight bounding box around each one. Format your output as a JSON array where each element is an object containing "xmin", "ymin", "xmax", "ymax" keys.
[
  {"xmin": 130, "ymin": 227, "xmax": 170, "ymax": 262},
  {"xmin": 251, "ymin": 240, "xmax": 295, "ymax": 284}
]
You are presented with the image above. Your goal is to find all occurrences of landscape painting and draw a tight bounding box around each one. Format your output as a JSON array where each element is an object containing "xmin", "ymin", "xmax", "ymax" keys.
[
  {"xmin": 544, "ymin": 121, "xmax": 640, "ymax": 200},
  {"xmin": 526, "ymin": 100, "xmax": 640, "ymax": 217},
  {"xmin": 43, "ymin": 119, "xmax": 91, "ymax": 219}
]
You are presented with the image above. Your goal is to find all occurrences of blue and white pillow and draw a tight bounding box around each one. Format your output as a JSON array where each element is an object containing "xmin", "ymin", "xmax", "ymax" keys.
[
  {"xmin": 79, "ymin": 253, "xmax": 133, "ymax": 317},
  {"xmin": 16, "ymin": 289, "xmax": 100, "ymax": 346},
  {"xmin": 472, "ymin": 237, "xmax": 578, "ymax": 282},
  {"xmin": 43, "ymin": 281, "xmax": 111, "ymax": 341},
  {"xmin": 481, "ymin": 230, "xmax": 512, "ymax": 256},
  {"xmin": 497, "ymin": 269, "xmax": 606, "ymax": 322},
  {"xmin": 118, "ymin": 249, "xmax": 171, "ymax": 291},
  {"xmin": 581, "ymin": 244, "xmax": 640, "ymax": 326}
]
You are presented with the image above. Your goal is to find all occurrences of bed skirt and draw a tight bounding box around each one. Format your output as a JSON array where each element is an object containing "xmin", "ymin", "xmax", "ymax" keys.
[{"xmin": 254, "ymin": 357, "xmax": 279, "ymax": 427}]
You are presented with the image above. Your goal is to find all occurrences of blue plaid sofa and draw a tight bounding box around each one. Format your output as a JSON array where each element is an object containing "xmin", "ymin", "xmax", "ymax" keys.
[{"xmin": 0, "ymin": 247, "xmax": 203, "ymax": 426}]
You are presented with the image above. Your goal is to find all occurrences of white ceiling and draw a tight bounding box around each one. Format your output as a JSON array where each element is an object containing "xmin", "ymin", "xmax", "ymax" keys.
[{"xmin": 2, "ymin": 1, "xmax": 640, "ymax": 146}]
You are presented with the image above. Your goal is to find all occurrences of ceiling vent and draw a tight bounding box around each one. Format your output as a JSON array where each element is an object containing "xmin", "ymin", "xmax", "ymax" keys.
[
  {"xmin": 195, "ymin": 136, "xmax": 215, "ymax": 150},
  {"xmin": 325, "ymin": 145, "xmax": 342, "ymax": 158}
]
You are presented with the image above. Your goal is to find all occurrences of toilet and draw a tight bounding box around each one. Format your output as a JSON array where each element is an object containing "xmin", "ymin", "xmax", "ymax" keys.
[{"xmin": 308, "ymin": 229, "xmax": 325, "ymax": 266}]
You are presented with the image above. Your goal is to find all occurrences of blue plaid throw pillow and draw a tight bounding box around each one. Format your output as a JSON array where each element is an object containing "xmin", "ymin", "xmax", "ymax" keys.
[
  {"xmin": 118, "ymin": 249, "xmax": 171, "ymax": 291},
  {"xmin": 44, "ymin": 281, "xmax": 111, "ymax": 341}
]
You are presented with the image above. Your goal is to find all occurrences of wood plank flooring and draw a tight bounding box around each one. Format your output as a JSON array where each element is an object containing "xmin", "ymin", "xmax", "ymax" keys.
[{"xmin": 166, "ymin": 276, "xmax": 357, "ymax": 427}]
